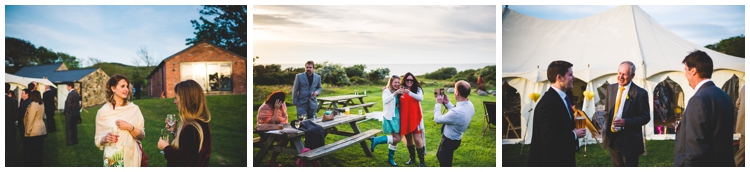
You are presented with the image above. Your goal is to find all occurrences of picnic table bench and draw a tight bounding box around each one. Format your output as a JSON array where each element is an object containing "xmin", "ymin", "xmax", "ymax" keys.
[
  {"xmin": 253, "ymin": 115, "xmax": 378, "ymax": 166},
  {"xmin": 317, "ymin": 94, "xmax": 375, "ymax": 114}
]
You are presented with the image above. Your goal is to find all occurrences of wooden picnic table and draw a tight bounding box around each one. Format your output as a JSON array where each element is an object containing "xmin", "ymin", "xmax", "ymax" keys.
[
  {"xmin": 316, "ymin": 94, "xmax": 375, "ymax": 114},
  {"xmin": 253, "ymin": 115, "xmax": 377, "ymax": 166}
]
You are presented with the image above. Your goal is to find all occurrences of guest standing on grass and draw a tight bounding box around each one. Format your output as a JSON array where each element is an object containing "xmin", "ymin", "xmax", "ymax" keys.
[
  {"xmin": 370, "ymin": 75, "xmax": 404, "ymax": 166},
  {"xmin": 95, "ymin": 75, "xmax": 145, "ymax": 167},
  {"xmin": 400, "ymin": 72, "xmax": 427, "ymax": 167},
  {"xmin": 43, "ymin": 85, "xmax": 57, "ymax": 133},
  {"xmin": 64, "ymin": 83, "xmax": 81, "ymax": 145},
  {"xmin": 527, "ymin": 60, "xmax": 586, "ymax": 167},
  {"xmin": 602, "ymin": 61, "xmax": 651, "ymax": 167},
  {"xmin": 674, "ymin": 50, "xmax": 735, "ymax": 167},
  {"xmin": 293, "ymin": 60, "xmax": 322, "ymax": 120},
  {"xmin": 24, "ymin": 90, "xmax": 47, "ymax": 167},
  {"xmin": 433, "ymin": 80, "xmax": 475, "ymax": 167},
  {"xmin": 18, "ymin": 88, "xmax": 31, "ymax": 140},
  {"xmin": 254, "ymin": 91, "xmax": 289, "ymax": 167},
  {"xmin": 158, "ymin": 80, "xmax": 212, "ymax": 166},
  {"xmin": 6, "ymin": 83, "xmax": 18, "ymax": 158}
]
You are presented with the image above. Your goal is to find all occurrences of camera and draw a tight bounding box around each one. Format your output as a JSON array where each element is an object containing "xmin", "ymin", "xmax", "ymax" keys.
[{"xmin": 434, "ymin": 88, "xmax": 445, "ymax": 96}]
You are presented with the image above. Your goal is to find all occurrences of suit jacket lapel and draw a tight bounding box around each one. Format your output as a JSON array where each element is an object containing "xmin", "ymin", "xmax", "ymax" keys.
[{"xmin": 621, "ymin": 83, "xmax": 637, "ymax": 118}]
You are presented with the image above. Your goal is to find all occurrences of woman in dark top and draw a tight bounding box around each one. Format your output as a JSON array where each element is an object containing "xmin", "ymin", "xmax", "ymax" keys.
[{"xmin": 157, "ymin": 80, "xmax": 212, "ymax": 166}]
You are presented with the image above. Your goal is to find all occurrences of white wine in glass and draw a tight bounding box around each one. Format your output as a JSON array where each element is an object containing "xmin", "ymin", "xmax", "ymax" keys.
[{"xmin": 160, "ymin": 128, "xmax": 169, "ymax": 154}]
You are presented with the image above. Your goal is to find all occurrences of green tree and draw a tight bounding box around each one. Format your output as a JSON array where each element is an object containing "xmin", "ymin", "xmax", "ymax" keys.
[
  {"xmin": 186, "ymin": 5, "xmax": 247, "ymax": 57},
  {"xmin": 344, "ymin": 64, "xmax": 367, "ymax": 78},
  {"xmin": 705, "ymin": 34, "xmax": 744, "ymax": 58},
  {"xmin": 424, "ymin": 67, "xmax": 457, "ymax": 80},
  {"xmin": 5, "ymin": 37, "xmax": 37, "ymax": 73}
]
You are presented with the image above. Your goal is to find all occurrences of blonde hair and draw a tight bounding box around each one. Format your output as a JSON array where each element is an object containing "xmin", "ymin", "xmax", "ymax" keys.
[
  {"xmin": 171, "ymin": 80, "xmax": 211, "ymax": 151},
  {"xmin": 386, "ymin": 75, "xmax": 400, "ymax": 93}
]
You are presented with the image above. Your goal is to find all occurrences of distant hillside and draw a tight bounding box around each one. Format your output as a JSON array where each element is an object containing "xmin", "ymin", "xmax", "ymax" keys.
[{"xmin": 91, "ymin": 62, "xmax": 154, "ymax": 86}]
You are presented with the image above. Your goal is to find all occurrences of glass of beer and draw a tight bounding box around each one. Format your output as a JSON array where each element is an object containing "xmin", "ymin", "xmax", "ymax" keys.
[
  {"xmin": 345, "ymin": 107, "xmax": 350, "ymax": 116},
  {"xmin": 575, "ymin": 116, "xmax": 586, "ymax": 129}
]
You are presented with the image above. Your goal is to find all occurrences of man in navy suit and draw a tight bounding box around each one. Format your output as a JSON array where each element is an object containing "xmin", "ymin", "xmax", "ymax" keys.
[
  {"xmin": 674, "ymin": 50, "xmax": 735, "ymax": 166},
  {"xmin": 527, "ymin": 60, "xmax": 586, "ymax": 167},
  {"xmin": 293, "ymin": 61, "xmax": 323, "ymax": 120},
  {"xmin": 602, "ymin": 61, "xmax": 651, "ymax": 167}
]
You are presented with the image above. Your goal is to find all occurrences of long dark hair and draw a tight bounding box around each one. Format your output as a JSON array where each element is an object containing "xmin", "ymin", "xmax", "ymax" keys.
[
  {"xmin": 400, "ymin": 72, "xmax": 422, "ymax": 94},
  {"xmin": 30, "ymin": 90, "xmax": 43, "ymax": 105},
  {"xmin": 265, "ymin": 91, "xmax": 286, "ymax": 107},
  {"xmin": 106, "ymin": 74, "xmax": 130, "ymax": 109}
]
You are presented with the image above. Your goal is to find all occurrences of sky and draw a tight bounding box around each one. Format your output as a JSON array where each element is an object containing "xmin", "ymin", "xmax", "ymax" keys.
[
  {"xmin": 252, "ymin": 5, "xmax": 497, "ymax": 65},
  {"xmin": 507, "ymin": 5, "xmax": 745, "ymax": 47},
  {"xmin": 5, "ymin": 5, "xmax": 204, "ymax": 67}
]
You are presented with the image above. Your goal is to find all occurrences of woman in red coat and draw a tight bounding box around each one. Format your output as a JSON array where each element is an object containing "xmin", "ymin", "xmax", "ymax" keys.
[{"xmin": 399, "ymin": 72, "xmax": 426, "ymax": 167}]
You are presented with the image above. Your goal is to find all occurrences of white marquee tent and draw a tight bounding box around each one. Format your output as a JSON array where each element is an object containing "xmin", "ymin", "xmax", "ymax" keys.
[{"xmin": 502, "ymin": 5, "xmax": 745, "ymax": 145}]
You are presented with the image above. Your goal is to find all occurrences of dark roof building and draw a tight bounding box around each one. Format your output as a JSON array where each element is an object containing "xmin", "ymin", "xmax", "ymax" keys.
[{"xmin": 15, "ymin": 63, "xmax": 110, "ymax": 109}]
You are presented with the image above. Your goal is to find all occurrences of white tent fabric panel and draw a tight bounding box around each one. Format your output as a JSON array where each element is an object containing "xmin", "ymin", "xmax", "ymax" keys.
[{"xmin": 502, "ymin": 5, "xmax": 745, "ymax": 145}]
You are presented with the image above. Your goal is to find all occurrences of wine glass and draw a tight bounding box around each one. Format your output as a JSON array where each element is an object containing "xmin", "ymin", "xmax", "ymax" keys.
[
  {"xmin": 167, "ymin": 114, "xmax": 177, "ymax": 134},
  {"xmin": 160, "ymin": 128, "xmax": 169, "ymax": 154}
]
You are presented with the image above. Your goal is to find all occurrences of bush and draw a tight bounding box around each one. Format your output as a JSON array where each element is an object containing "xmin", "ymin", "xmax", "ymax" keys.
[
  {"xmin": 345, "ymin": 64, "xmax": 367, "ymax": 78},
  {"xmin": 450, "ymin": 68, "xmax": 478, "ymax": 83},
  {"xmin": 317, "ymin": 61, "xmax": 351, "ymax": 86},
  {"xmin": 367, "ymin": 68, "xmax": 390, "ymax": 84},
  {"xmin": 424, "ymin": 67, "xmax": 457, "ymax": 80}
]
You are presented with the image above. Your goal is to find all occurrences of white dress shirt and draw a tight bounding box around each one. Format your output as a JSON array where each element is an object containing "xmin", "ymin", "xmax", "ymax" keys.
[
  {"xmin": 434, "ymin": 99, "xmax": 475, "ymax": 140},
  {"xmin": 614, "ymin": 82, "xmax": 632, "ymax": 120}
]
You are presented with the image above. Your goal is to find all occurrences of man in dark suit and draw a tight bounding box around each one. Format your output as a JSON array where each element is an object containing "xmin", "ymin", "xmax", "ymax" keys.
[
  {"xmin": 43, "ymin": 85, "xmax": 57, "ymax": 133},
  {"xmin": 527, "ymin": 60, "xmax": 586, "ymax": 167},
  {"xmin": 602, "ymin": 61, "xmax": 651, "ymax": 167},
  {"xmin": 674, "ymin": 50, "xmax": 735, "ymax": 166},
  {"xmin": 64, "ymin": 83, "xmax": 81, "ymax": 146},
  {"xmin": 17, "ymin": 88, "xmax": 31, "ymax": 139},
  {"xmin": 292, "ymin": 61, "xmax": 323, "ymax": 120},
  {"xmin": 6, "ymin": 83, "xmax": 18, "ymax": 155}
]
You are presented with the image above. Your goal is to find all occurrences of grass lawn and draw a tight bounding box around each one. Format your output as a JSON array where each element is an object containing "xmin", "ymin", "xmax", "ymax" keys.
[
  {"xmin": 5, "ymin": 94, "xmax": 247, "ymax": 167},
  {"xmin": 252, "ymin": 82, "xmax": 498, "ymax": 167},
  {"xmin": 502, "ymin": 140, "xmax": 678, "ymax": 167}
]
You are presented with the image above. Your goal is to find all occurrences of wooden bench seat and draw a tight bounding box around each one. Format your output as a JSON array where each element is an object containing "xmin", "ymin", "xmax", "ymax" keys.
[
  {"xmin": 333, "ymin": 102, "xmax": 376, "ymax": 112},
  {"xmin": 297, "ymin": 129, "xmax": 381, "ymax": 163}
]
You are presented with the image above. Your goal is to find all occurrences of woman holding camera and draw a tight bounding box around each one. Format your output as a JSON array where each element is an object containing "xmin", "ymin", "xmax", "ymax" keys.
[
  {"xmin": 399, "ymin": 72, "xmax": 426, "ymax": 167},
  {"xmin": 370, "ymin": 75, "xmax": 404, "ymax": 166}
]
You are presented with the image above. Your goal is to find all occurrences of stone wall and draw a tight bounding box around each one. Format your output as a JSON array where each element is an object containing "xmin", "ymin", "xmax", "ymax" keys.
[{"xmin": 78, "ymin": 69, "xmax": 110, "ymax": 108}]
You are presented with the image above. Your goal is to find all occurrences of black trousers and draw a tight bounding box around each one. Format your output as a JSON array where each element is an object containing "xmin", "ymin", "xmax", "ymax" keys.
[
  {"xmin": 608, "ymin": 142, "xmax": 640, "ymax": 167},
  {"xmin": 23, "ymin": 136, "xmax": 44, "ymax": 167},
  {"xmin": 437, "ymin": 135, "xmax": 462, "ymax": 167},
  {"xmin": 66, "ymin": 115, "xmax": 78, "ymax": 144},
  {"xmin": 45, "ymin": 110, "xmax": 56, "ymax": 133}
]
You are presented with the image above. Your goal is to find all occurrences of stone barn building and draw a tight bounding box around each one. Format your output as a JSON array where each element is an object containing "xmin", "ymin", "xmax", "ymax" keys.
[
  {"xmin": 14, "ymin": 63, "xmax": 110, "ymax": 109},
  {"xmin": 147, "ymin": 41, "xmax": 247, "ymax": 98}
]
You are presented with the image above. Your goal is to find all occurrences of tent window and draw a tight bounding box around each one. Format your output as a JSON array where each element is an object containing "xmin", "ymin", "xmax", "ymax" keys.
[
  {"xmin": 721, "ymin": 74, "xmax": 740, "ymax": 130},
  {"xmin": 502, "ymin": 81, "xmax": 521, "ymax": 139},
  {"xmin": 653, "ymin": 77, "xmax": 684, "ymax": 134}
]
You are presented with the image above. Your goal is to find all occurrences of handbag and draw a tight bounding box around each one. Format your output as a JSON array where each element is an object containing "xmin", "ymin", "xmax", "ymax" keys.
[
  {"xmin": 137, "ymin": 141, "xmax": 148, "ymax": 167},
  {"xmin": 322, "ymin": 110, "xmax": 336, "ymax": 122}
]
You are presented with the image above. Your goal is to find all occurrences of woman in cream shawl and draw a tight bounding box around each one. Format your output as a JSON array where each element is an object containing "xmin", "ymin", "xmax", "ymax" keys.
[{"xmin": 94, "ymin": 75, "xmax": 145, "ymax": 167}]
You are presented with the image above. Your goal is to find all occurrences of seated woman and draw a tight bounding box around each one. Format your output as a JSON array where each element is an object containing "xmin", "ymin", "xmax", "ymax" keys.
[{"xmin": 254, "ymin": 91, "xmax": 289, "ymax": 166}]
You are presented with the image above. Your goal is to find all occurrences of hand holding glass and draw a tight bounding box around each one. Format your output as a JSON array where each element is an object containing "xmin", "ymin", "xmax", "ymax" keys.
[{"xmin": 160, "ymin": 128, "xmax": 170, "ymax": 154}]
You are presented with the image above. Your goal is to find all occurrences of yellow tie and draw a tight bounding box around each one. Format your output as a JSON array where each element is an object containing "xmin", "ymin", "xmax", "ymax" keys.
[{"xmin": 611, "ymin": 86, "xmax": 625, "ymax": 133}]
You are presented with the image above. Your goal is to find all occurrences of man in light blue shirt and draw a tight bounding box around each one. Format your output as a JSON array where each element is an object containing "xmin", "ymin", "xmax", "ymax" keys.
[{"xmin": 434, "ymin": 80, "xmax": 475, "ymax": 167}]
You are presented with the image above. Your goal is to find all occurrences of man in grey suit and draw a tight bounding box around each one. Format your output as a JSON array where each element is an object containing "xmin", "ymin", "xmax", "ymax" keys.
[
  {"xmin": 64, "ymin": 83, "xmax": 81, "ymax": 146},
  {"xmin": 674, "ymin": 50, "xmax": 735, "ymax": 166},
  {"xmin": 602, "ymin": 61, "xmax": 651, "ymax": 167},
  {"xmin": 293, "ymin": 61, "xmax": 323, "ymax": 120}
]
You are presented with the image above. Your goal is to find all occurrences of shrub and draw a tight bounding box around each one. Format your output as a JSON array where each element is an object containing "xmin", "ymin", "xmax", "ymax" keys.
[
  {"xmin": 367, "ymin": 68, "xmax": 390, "ymax": 84},
  {"xmin": 424, "ymin": 67, "xmax": 457, "ymax": 80},
  {"xmin": 317, "ymin": 61, "xmax": 351, "ymax": 86},
  {"xmin": 350, "ymin": 76, "xmax": 371, "ymax": 85},
  {"xmin": 345, "ymin": 64, "xmax": 367, "ymax": 78},
  {"xmin": 444, "ymin": 82, "xmax": 456, "ymax": 88}
]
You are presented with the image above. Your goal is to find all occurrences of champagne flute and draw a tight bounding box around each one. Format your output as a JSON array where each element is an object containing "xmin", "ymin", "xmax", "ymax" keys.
[
  {"xmin": 160, "ymin": 128, "xmax": 169, "ymax": 154},
  {"xmin": 167, "ymin": 114, "xmax": 177, "ymax": 134}
]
